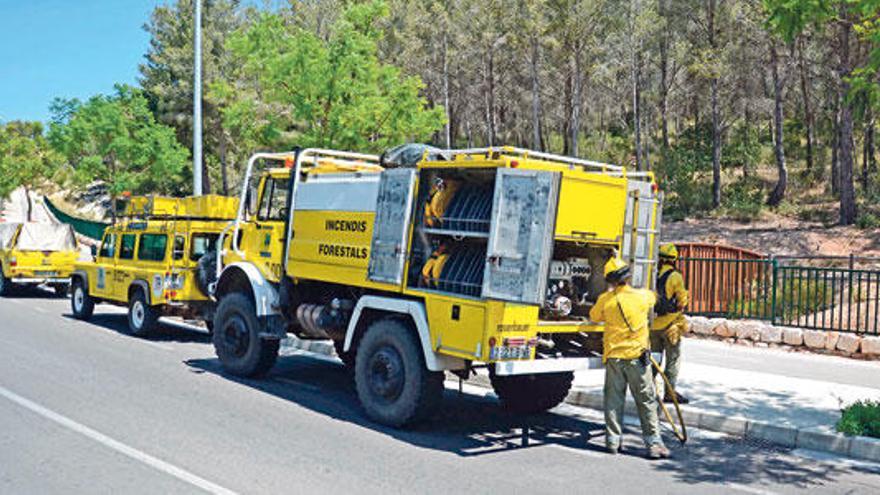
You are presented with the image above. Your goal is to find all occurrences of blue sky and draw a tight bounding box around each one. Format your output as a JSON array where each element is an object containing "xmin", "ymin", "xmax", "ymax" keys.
[{"xmin": 0, "ymin": 0, "xmax": 164, "ymax": 123}]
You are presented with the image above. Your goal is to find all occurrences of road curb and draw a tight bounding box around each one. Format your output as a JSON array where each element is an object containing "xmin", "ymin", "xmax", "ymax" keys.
[{"xmin": 279, "ymin": 338, "xmax": 880, "ymax": 464}]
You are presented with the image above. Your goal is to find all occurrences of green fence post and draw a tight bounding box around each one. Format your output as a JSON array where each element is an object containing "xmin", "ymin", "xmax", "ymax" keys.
[{"xmin": 770, "ymin": 258, "xmax": 778, "ymax": 326}]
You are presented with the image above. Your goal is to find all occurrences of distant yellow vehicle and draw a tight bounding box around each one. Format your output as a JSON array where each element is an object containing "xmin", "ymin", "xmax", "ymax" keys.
[
  {"xmin": 70, "ymin": 195, "xmax": 239, "ymax": 336},
  {"xmin": 0, "ymin": 222, "xmax": 79, "ymax": 297},
  {"xmin": 211, "ymin": 146, "xmax": 662, "ymax": 427}
]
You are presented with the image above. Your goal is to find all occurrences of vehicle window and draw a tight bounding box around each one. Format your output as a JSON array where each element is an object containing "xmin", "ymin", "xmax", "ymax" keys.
[
  {"xmin": 258, "ymin": 178, "xmax": 290, "ymax": 221},
  {"xmin": 190, "ymin": 233, "xmax": 219, "ymax": 261},
  {"xmin": 172, "ymin": 235, "xmax": 186, "ymax": 261},
  {"xmin": 138, "ymin": 234, "xmax": 168, "ymax": 262},
  {"xmin": 99, "ymin": 233, "xmax": 117, "ymax": 258},
  {"xmin": 119, "ymin": 234, "xmax": 136, "ymax": 260}
]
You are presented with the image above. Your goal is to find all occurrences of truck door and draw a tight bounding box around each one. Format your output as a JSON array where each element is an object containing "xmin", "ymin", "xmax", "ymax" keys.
[
  {"xmin": 620, "ymin": 180, "xmax": 663, "ymax": 290},
  {"xmin": 92, "ymin": 231, "xmax": 118, "ymax": 298},
  {"xmin": 368, "ymin": 168, "xmax": 417, "ymax": 285},
  {"xmin": 110, "ymin": 233, "xmax": 138, "ymax": 300},
  {"xmin": 252, "ymin": 176, "xmax": 290, "ymax": 281},
  {"xmin": 482, "ymin": 168, "xmax": 561, "ymax": 304}
]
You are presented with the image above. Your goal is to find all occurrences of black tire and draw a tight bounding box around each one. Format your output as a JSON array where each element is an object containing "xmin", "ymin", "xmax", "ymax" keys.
[
  {"xmin": 212, "ymin": 292, "xmax": 279, "ymax": 377},
  {"xmin": 488, "ymin": 368, "xmax": 574, "ymax": 414},
  {"xmin": 52, "ymin": 283, "xmax": 69, "ymax": 298},
  {"xmin": 127, "ymin": 289, "xmax": 159, "ymax": 337},
  {"xmin": 204, "ymin": 319, "xmax": 214, "ymax": 334},
  {"xmin": 333, "ymin": 339, "xmax": 355, "ymax": 369},
  {"xmin": 196, "ymin": 251, "xmax": 217, "ymax": 296},
  {"xmin": 354, "ymin": 318, "xmax": 444, "ymax": 427},
  {"xmin": 71, "ymin": 279, "xmax": 94, "ymax": 320},
  {"xmin": 0, "ymin": 269, "xmax": 12, "ymax": 297}
]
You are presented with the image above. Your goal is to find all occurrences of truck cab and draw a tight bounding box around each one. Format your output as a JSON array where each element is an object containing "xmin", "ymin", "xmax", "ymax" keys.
[{"xmin": 212, "ymin": 147, "xmax": 661, "ymax": 427}]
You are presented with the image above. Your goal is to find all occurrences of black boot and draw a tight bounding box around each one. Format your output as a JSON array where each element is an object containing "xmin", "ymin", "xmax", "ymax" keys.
[{"xmin": 663, "ymin": 391, "xmax": 689, "ymax": 404}]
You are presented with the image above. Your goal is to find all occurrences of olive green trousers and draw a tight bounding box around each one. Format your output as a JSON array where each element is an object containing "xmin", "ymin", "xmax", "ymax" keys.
[{"xmin": 604, "ymin": 357, "xmax": 664, "ymax": 448}]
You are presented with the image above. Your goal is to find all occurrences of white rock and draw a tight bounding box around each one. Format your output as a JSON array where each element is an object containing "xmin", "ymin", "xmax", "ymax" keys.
[
  {"xmin": 733, "ymin": 320, "xmax": 762, "ymax": 341},
  {"xmin": 803, "ymin": 330, "xmax": 826, "ymax": 349},
  {"xmin": 824, "ymin": 331, "xmax": 841, "ymax": 351},
  {"xmin": 782, "ymin": 328, "xmax": 803, "ymax": 346},
  {"xmin": 713, "ymin": 320, "xmax": 735, "ymax": 338},
  {"xmin": 686, "ymin": 316, "xmax": 714, "ymax": 336},
  {"xmin": 862, "ymin": 336, "xmax": 880, "ymax": 356},
  {"xmin": 759, "ymin": 326, "xmax": 783, "ymax": 344},
  {"xmin": 836, "ymin": 333, "xmax": 861, "ymax": 353}
]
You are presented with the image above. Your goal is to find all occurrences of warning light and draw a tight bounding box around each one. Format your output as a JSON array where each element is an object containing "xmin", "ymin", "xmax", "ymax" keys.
[{"xmin": 285, "ymin": 157, "xmax": 294, "ymax": 168}]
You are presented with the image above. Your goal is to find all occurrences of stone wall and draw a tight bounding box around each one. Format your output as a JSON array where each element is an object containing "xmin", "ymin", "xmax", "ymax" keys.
[{"xmin": 686, "ymin": 316, "xmax": 880, "ymax": 360}]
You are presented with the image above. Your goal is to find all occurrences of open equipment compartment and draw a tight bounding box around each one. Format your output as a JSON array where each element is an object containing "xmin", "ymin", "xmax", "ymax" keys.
[{"xmin": 409, "ymin": 167, "xmax": 496, "ymax": 298}]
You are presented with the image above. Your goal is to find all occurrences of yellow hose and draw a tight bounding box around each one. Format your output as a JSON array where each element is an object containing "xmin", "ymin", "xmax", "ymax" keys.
[{"xmin": 648, "ymin": 354, "xmax": 688, "ymax": 444}]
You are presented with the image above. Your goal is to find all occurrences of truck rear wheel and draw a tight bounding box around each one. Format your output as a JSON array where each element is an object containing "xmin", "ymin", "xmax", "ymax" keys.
[
  {"xmin": 127, "ymin": 289, "xmax": 159, "ymax": 337},
  {"xmin": 489, "ymin": 369, "xmax": 574, "ymax": 414},
  {"xmin": 0, "ymin": 271, "xmax": 12, "ymax": 297},
  {"xmin": 71, "ymin": 279, "xmax": 94, "ymax": 320},
  {"xmin": 354, "ymin": 318, "xmax": 443, "ymax": 427},
  {"xmin": 212, "ymin": 292, "xmax": 279, "ymax": 377}
]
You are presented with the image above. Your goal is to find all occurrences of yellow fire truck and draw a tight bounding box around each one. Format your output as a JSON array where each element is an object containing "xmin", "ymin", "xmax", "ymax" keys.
[
  {"xmin": 212, "ymin": 146, "xmax": 661, "ymax": 426},
  {"xmin": 70, "ymin": 195, "xmax": 238, "ymax": 336},
  {"xmin": 0, "ymin": 222, "xmax": 79, "ymax": 297}
]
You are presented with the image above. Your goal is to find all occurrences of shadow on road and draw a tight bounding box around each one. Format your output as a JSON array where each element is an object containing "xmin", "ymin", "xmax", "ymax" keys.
[
  {"xmin": 185, "ymin": 352, "xmax": 863, "ymax": 490},
  {"xmin": 60, "ymin": 312, "xmax": 212, "ymax": 344}
]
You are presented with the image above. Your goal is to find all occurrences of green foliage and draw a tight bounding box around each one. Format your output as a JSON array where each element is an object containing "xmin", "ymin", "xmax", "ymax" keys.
[
  {"xmin": 0, "ymin": 121, "xmax": 60, "ymax": 219},
  {"xmin": 837, "ymin": 400, "xmax": 880, "ymax": 438},
  {"xmin": 216, "ymin": 0, "xmax": 446, "ymax": 153},
  {"xmin": 856, "ymin": 212, "xmax": 880, "ymax": 229},
  {"xmin": 727, "ymin": 274, "xmax": 832, "ymax": 321},
  {"xmin": 48, "ymin": 84, "xmax": 190, "ymax": 199},
  {"xmin": 723, "ymin": 177, "xmax": 765, "ymax": 219},
  {"xmin": 656, "ymin": 125, "xmax": 714, "ymax": 219}
]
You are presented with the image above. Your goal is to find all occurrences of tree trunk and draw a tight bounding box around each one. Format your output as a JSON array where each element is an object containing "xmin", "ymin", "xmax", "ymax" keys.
[
  {"xmin": 23, "ymin": 185, "xmax": 32, "ymax": 222},
  {"xmin": 708, "ymin": 0, "xmax": 721, "ymax": 208},
  {"xmin": 658, "ymin": 0, "xmax": 670, "ymax": 151},
  {"xmin": 862, "ymin": 112, "xmax": 874, "ymax": 189},
  {"xmin": 443, "ymin": 28, "xmax": 451, "ymax": 148},
  {"xmin": 529, "ymin": 36, "xmax": 543, "ymax": 151},
  {"xmin": 767, "ymin": 41, "xmax": 787, "ymax": 207},
  {"xmin": 219, "ymin": 129, "xmax": 229, "ymax": 195},
  {"xmin": 484, "ymin": 49, "xmax": 496, "ymax": 147},
  {"xmin": 798, "ymin": 39, "xmax": 815, "ymax": 173},
  {"xmin": 632, "ymin": 36, "xmax": 644, "ymax": 170},
  {"xmin": 837, "ymin": 13, "xmax": 857, "ymax": 225},
  {"xmin": 570, "ymin": 48, "xmax": 582, "ymax": 157}
]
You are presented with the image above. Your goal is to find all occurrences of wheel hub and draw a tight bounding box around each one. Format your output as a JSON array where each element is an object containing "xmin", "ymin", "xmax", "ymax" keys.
[
  {"xmin": 131, "ymin": 300, "xmax": 145, "ymax": 328},
  {"xmin": 367, "ymin": 345, "xmax": 405, "ymax": 402},
  {"xmin": 74, "ymin": 288, "xmax": 84, "ymax": 311},
  {"xmin": 221, "ymin": 315, "xmax": 250, "ymax": 358}
]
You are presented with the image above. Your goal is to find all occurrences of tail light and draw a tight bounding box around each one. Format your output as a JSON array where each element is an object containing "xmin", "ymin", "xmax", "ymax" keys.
[{"xmin": 9, "ymin": 257, "xmax": 16, "ymax": 267}]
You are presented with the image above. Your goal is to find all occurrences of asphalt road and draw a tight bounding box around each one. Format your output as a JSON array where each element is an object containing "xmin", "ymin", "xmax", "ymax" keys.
[{"xmin": 2, "ymin": 288, "xmax": 880, "ymax": 494}]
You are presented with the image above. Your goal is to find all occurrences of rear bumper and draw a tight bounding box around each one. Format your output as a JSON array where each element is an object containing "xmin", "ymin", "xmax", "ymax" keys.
[
  {"xmin": 493, "ymin": 352, "xmax": 664, "ymax": 376},
  {"xmin": 8, "ymin": 277, "xmax": 70, "ymax": 285}
]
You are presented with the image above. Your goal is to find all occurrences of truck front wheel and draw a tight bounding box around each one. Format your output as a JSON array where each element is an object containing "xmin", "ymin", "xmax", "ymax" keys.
[
  {"xmin": 0, "ymin": 270, "xmax": 11, "ymax": 297},
  {"xmin": 354, "ymin": 318, "xmax": 443, "ymax": 427},
  {"xmin": 212, "ymin": 292, "xmax": 279, "ymax": 377},
  {"xmin": 489, "ymin": 369, "xmax": 574, "ymax": 414}
]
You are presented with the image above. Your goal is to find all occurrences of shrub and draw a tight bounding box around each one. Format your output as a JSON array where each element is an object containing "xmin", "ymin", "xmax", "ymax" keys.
[
  {"xmin": 726, "ymin": 276, "xmax": 832, "ymax": 321},
  {"xmin": 837, "ymin": 400, "xmax": 880, "ymax": 438},
  {"xmin": 856, "ymin": 213, "xmax": 880, "ymax": 230}
]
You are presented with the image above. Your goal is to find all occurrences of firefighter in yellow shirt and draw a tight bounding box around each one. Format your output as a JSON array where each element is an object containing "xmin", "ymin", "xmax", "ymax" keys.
[
  {"xmin": 590, "ymin": 257, "xmax": 670, "ymax": 459},
  {"xmin": 651, "ymin": 244, "xmax": 690, "ymax": 404}
]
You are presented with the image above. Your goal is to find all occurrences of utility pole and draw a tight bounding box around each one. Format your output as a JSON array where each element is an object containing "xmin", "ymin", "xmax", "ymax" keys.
[{"xmin": 193, "ymin": 0, "xmax": 203, "ymax": 196}]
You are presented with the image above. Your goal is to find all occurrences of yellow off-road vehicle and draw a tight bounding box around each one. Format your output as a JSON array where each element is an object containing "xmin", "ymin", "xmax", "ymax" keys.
[
  {"xmin": 70, "ymin": 195, "xmax": 238, "ymax": 336},
  {"xmin": 212, "ymin": 146, "xmax": 661, "ymax": 426},
  {"xmin": 0, "ymin": 222, "xmax": 79, "ymax": 297}
]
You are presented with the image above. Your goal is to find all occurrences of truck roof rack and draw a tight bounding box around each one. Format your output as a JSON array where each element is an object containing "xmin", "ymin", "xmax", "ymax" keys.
[
  {"xmin": 435, "ymin": 146, "xmax": 654, "ymax": 179},
  {"xmin": 122, "ymin": 194, "xmax": 240, "ymax": 221}
]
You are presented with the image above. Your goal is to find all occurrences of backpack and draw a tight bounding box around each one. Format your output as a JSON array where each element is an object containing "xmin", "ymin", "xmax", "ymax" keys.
[{"xmin": 654, "ymin": 268, "xmax": 679, "ymax": 316}]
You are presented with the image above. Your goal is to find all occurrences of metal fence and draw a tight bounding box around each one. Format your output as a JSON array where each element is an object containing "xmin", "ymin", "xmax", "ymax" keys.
[{"xmin": 678, "ymin": 255, "xmax": 880, "ymax": 335}]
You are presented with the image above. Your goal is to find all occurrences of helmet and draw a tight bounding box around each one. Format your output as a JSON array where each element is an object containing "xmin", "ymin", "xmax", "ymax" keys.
[
  {"xmin": 659, "ymin": 243, "xmax": 679, "ymax": 260},
  {"xmin": 604, "ymin": 257, "xmax": 630, "ymax": 282}
]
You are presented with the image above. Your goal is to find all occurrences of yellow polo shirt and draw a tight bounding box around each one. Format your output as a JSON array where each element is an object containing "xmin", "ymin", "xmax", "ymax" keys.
[{"xmin": 590, "ymin": 285, "xmax": 657, "ymax": 362}]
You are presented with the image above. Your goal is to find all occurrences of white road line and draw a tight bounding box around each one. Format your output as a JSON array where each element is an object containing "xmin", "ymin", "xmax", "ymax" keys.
[
  {"xmin": 33, "ymin": 306, "xmax": 48, "ymax": 314},
  {"xmin": 0, "ymin": 385, "xmax": 237, "ymax": 495},
  {"xmin": 723, "ymin": 482, "xmax": 779, "ymax": 495}
]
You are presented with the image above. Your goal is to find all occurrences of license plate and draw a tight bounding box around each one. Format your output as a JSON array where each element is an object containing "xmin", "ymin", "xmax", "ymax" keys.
[
  {"xmin": 490, "ymin": 345, "xmax": 532, "ymax": 360},
  {"xmin": 36, "ymin": 271, "xmax": 58, "ymax": 277}
]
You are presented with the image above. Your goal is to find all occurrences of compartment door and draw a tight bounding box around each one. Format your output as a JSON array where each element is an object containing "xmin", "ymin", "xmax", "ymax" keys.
[
  {"xmin": 621, "ymin": 181, "xmax": 663, "ymax": 289},
  {"xmin": 482, "ymin": 169, "xmax": 560, "ymax": 304},
  {"xmin": 368, "ymin": 168, "xmax": 417, "ymax": 285}
]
